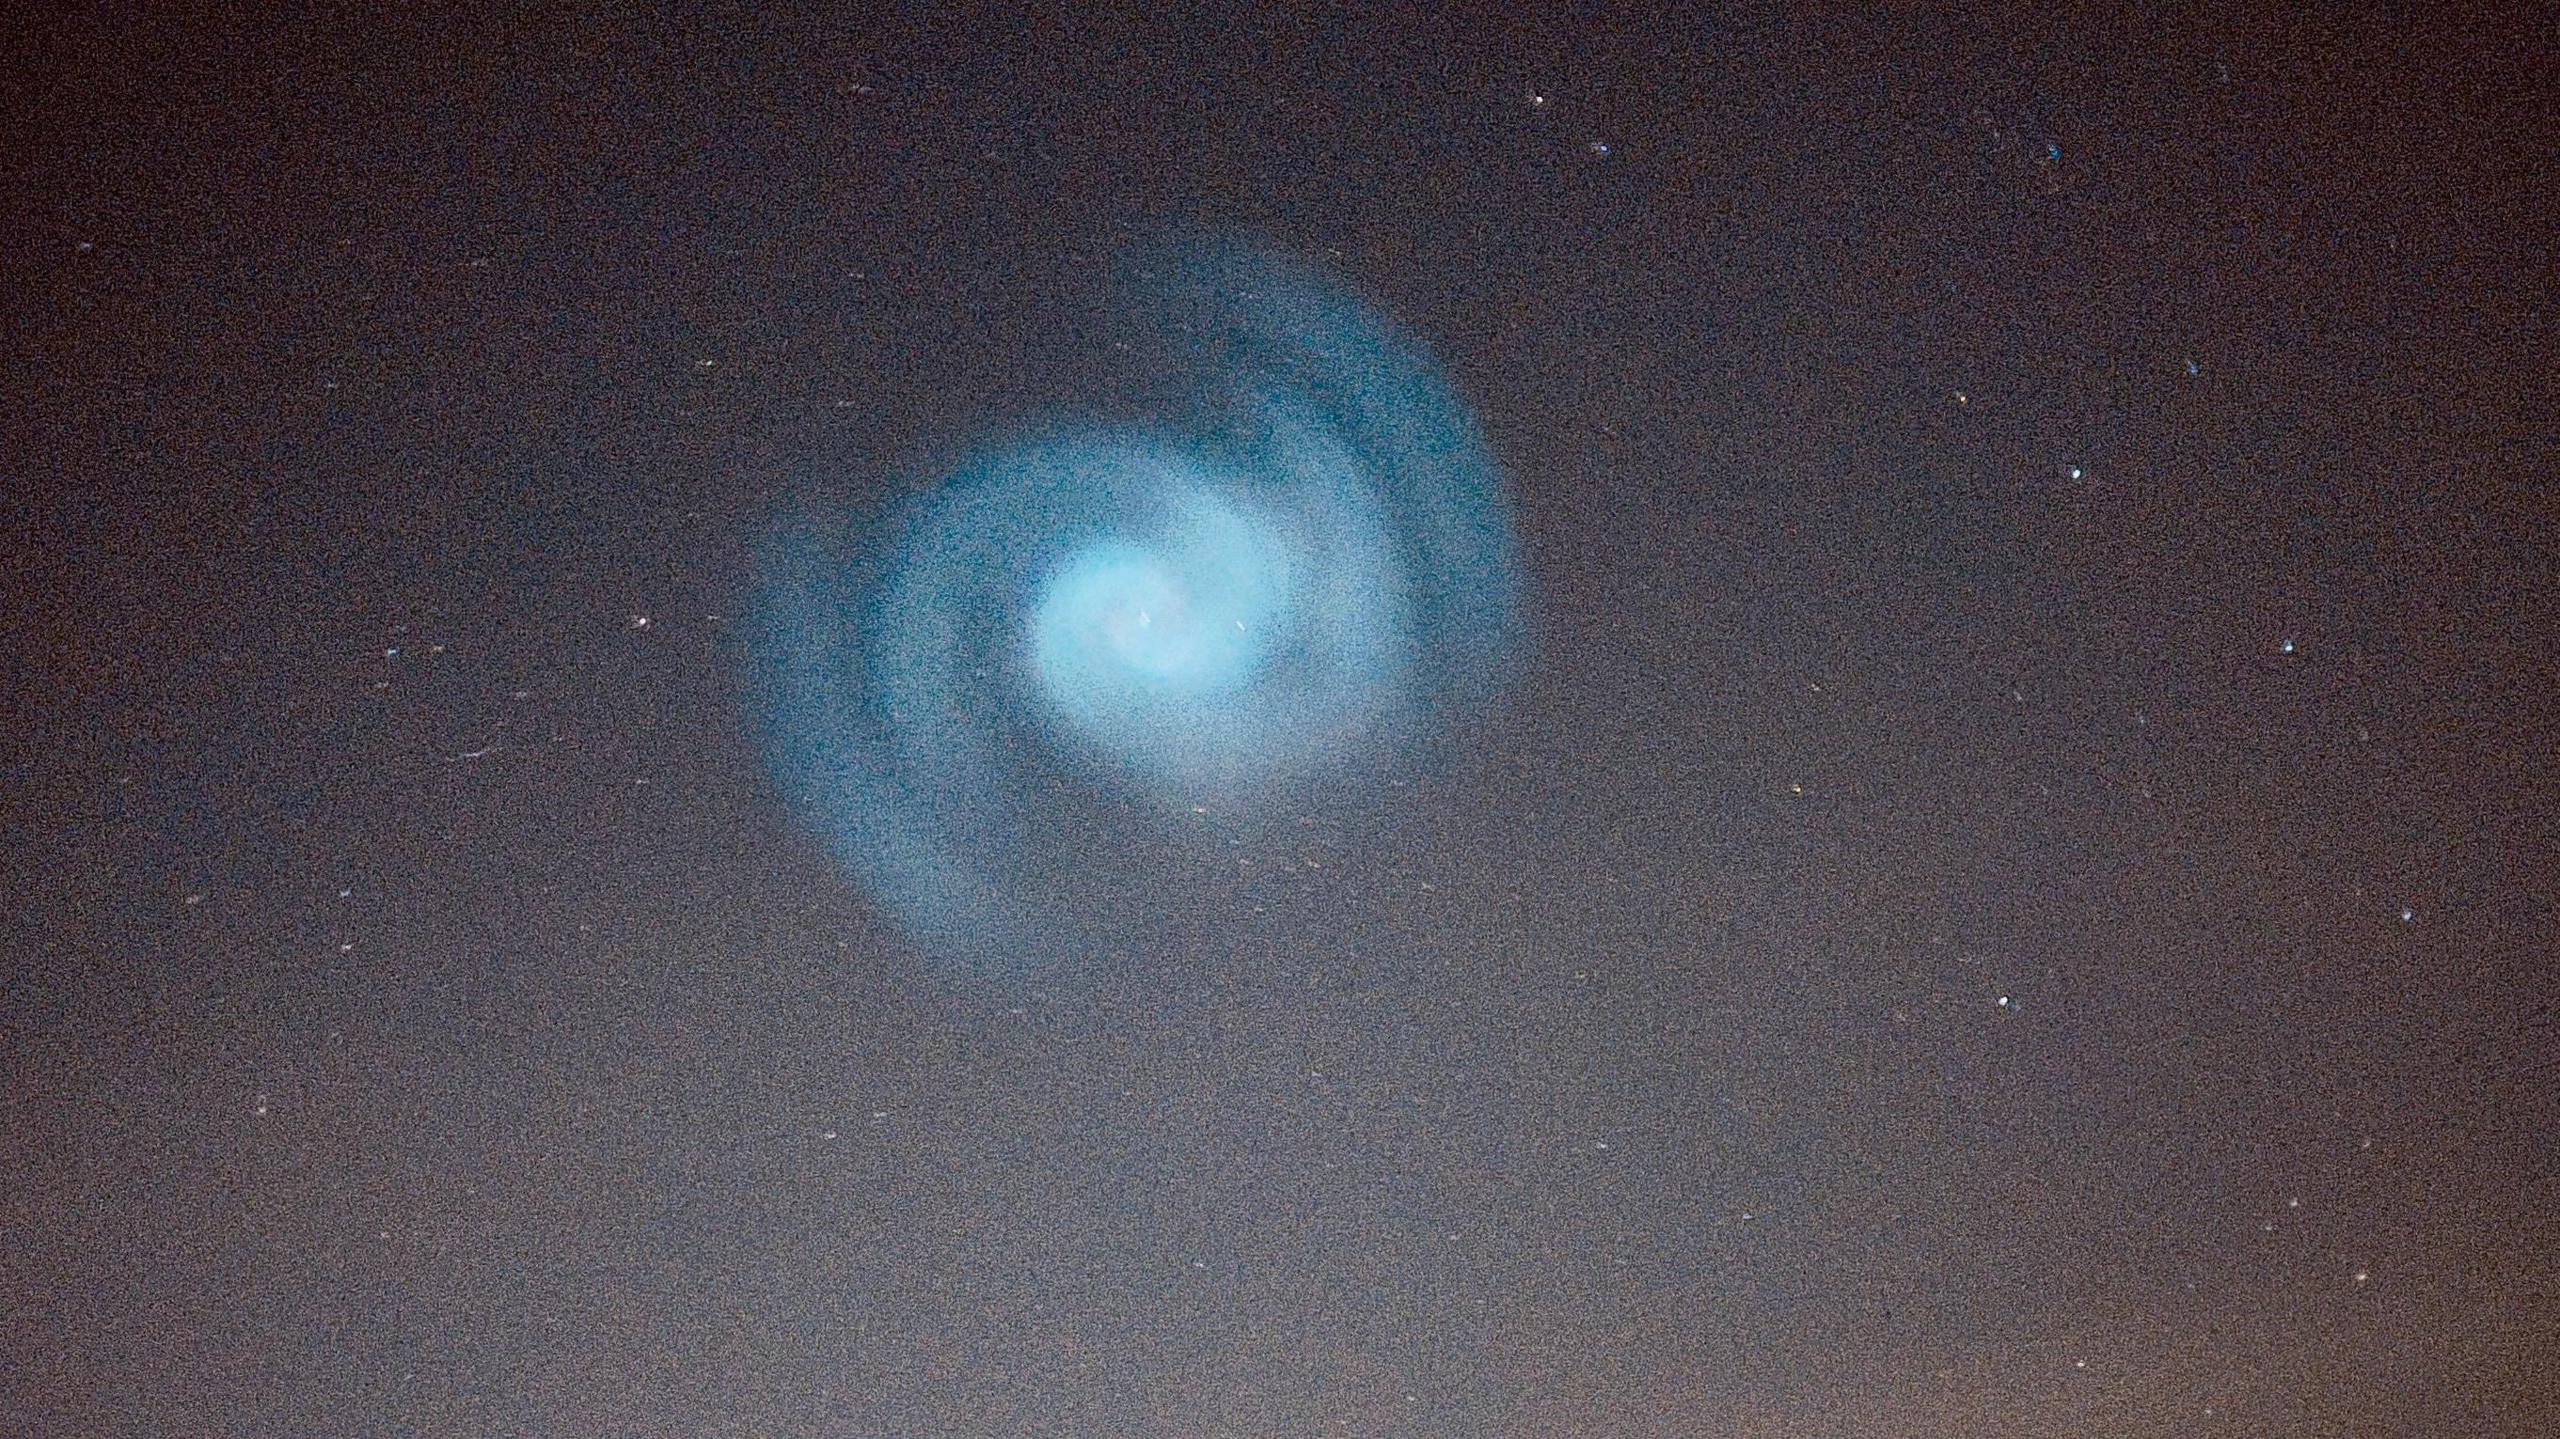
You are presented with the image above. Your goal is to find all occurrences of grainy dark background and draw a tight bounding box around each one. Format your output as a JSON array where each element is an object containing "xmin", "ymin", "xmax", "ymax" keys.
[{"xmin": 8, "ymin": 5, "xmax": 2556, "ymax": 1435}]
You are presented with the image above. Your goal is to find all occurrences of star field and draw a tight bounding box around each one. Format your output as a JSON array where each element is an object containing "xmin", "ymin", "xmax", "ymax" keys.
[{"xmin": 6, "ymin": 6, "xmax": 2556, "ymax": 1436}]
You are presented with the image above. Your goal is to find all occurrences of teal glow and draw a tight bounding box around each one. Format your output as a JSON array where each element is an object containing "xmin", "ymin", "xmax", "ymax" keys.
[{"xmin": 749, "ymin": 241, "xmax": 1523, "ymax": 976}]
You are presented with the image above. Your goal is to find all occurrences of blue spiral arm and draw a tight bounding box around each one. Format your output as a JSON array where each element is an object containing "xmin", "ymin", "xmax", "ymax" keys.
[{"xmin": 750, "ymin": 242, "xmax": 1523, "ymax": 975}]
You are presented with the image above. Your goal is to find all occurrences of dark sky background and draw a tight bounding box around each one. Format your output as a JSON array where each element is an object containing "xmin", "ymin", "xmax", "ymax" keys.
[{"xmin": 9, "ymin": 6, "xmax": 2558, "ymax": 1436}]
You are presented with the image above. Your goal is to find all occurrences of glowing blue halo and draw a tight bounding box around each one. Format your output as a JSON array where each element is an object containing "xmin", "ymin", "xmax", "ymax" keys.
[{"xmin": 749, "ymin": 242, "xmax": 1523, "ymax": 975}]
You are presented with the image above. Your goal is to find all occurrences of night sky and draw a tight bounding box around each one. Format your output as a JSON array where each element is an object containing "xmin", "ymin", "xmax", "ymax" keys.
[{"xmin": 10, "ymin": 7, "xmax": 2558, "ymax": 1436}]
